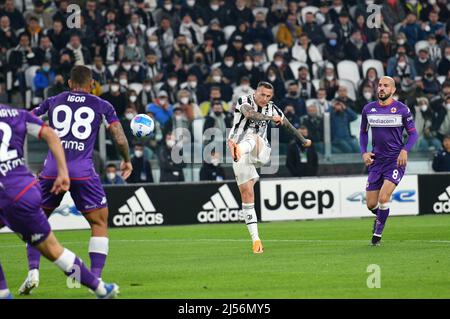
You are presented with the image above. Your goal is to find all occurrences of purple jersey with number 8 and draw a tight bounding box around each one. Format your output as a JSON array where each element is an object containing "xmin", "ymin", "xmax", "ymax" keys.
[{"xmin": 32, "ymin": 91, "xmax": 119, "ymax": 179}]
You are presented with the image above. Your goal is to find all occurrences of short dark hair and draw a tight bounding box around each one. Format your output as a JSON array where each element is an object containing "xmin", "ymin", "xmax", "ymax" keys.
[
  {"xmin": 257, "ymin": 81, "xmax": 274, "ymax": 90},
  {"xmin": 106, "ymin": 164, "xmax": 117, "ymax": 169},
  {"xmin": 70, "ymin": 65, "xmax": 92, "ymax": 86}
]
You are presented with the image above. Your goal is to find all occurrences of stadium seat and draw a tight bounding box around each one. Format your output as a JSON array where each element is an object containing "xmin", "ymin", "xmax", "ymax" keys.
[
  {"xmin": 322, "ymin": 23, "xmax": 334, "ymax": 38},
  {"xmin": 223, "ymin": 25, "xmax": 236, "ymax": 41},
  {"xmin": 262, "ymin": 61, "xmax": 271, "ymax": 72},
  {"xmin": 367, "ymin": 41, "xmax": 377, "ymax": 58},
  {"xmin": 317, "ymin": 43, "xmax": 325, "ymax": 56},
  {"xmin": 349, "ymin": 5, "xmax": 357, "ymax": 18},
  {"xmin": 271, "ymin": 25, "xmax": 280, "ymax": 39},
  {"xmin": 252, "ymin": 7, "xmax": 268, "ymax": 17},
  {"xmin": 415, "ymin": 40, "xmax": 429, "ymax": 55},
  {"xmin": 312, "ymin": 79, "xmax": 321, "ymax": 91},
  {"xmin": 306, "ymin": 98, "xmax": 316, "ymax": 107},
  {"xmin": 350, "ymin": 114, "xmax": 362, "ymax": 137},
  {"xmin": 25, "ymin": 65, "xmax": 41, "ymax": 91},
  {"xmin": 337, "ymin": 60, "xmax": 360, "ymax": 88},
  {"xmin": 218, "ymin": 44, "xmax": 228, "ymax": 57},
  {"xmin": 437, "ymin": 75, "xmax": 446, "ymax": 84},
  {"xmin": 108, "ymin": 64, "xmax": 118, "ymax": 76},
  {"xmin": 154, "ymin": 82, "xmax": 164, "ymax": 93},
  {"xmin": 266, "ymin": 43, "xmax": 279, "ymax": 61},
  {"xmin": 337, "ymin": 78, "xmax": 357, "ymax": 101},
  {"xmin": 301, "ymin": 6, "xmax": 319, "ymax": 23},
  {"xmin": 129, "ymin": 83, "xmax": 143, "ymax": 95},
  {"xmin": 146, "ymin": 26, "xmax": 157, "ymax": 37},
  {"xmin": 211, "ymin": 62, "xmax": 221, "ymax": 70},
  {"xmin": 200, "ymin": 26, "xmax": 208, "ymax": 35},
  {"xmin": 289, "ymin": 61, "xmax": 308, "ymax": 79},
  {"xmin": 312, "ymin": 61, "xmax": 325, "ymax": 79},
  {"xmin": 362, "ymin": 59, "xmax": 385, "ymax": 78}
]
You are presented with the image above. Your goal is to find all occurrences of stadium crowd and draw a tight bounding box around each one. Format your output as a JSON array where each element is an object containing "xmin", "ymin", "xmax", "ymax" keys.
[{"xmin": 1, "ymin": 0, "xmax": 450, "ymax": 182}]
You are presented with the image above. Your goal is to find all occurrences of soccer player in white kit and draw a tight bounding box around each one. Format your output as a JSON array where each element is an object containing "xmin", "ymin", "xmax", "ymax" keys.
[{"xmin": 228, "ymin": 82, "xmax": 312, "ymax": 253}]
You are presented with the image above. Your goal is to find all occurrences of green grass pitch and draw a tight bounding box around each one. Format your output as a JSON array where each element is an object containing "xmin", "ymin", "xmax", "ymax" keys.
[{"xmin": 1, "ymin": 214, "xmax": 449, "ymax": 298}]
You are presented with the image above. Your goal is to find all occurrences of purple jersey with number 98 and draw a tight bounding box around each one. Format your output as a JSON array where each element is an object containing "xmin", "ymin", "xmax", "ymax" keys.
[{"xmin": 32, "ymin": 91, "xmax": 119, "ymax": 179}]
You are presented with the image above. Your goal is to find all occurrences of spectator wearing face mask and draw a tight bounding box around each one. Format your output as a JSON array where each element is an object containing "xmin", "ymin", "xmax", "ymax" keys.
[
  {"xmin": 121, "ymin": 34, "xmax": 146, "ymax": 63},
  {"xmin": 200, "ymin": 151, "xmax": 226, "ymax": 181},
  {"xmin": 356, "ymin": 84, "xmax": 375, "ymax": 114},
  {"xmin": 139, "ymin": 80, "xmax": 157, "ymax": 110},
  {"xmin": 128, "ymin": 142, "xmax": 154, "ymax": 184},
  {"xmin": 329, "ymin": 99, "xmax": 359, "ymax": 153},
  {"xmin": 374, "ymin": 32, "xmax": 395, "ymax": 69},
  {"xmin": 265, "ymin": 66, "xmax": 286, "ymax": 104},
  {"xmin": 47, "ymin": 74, "xmax": 68, "ymax": 97},
  {"xmin": 179, "ymin": 13, "xmax": 204, "ymax": 46},
  {"xmin": 438, "ymin": 46, "xmax": 450, "ymax": 77},
  {"xmin": 269, "ymin": 52, "xmax": 295, "ymax": 83},
  {"xmin": 220, "ymin": 53, "xmax": 240, "ymax": 85},
  {"xmin": 437, "ymin": 96, "xmax": 450, "ymax": 141},
  {"xmin": 300, "ymin": 103, "xmax": 325, "ymax": 154},
  {"xmin": 33, "ymin": 60, "xmax": 55, "ymax": 98},
  {"xmin": 359, "ymin": 67, "xmax": 379, "ymax": 98},
  {"xmin": 181, "ymin": 73, "xmax": 209, "ymax": 105},
  {"xmin": 280, "ymin": 81, "xmax": 306, "ymax": 117},
  {"xmin": 382, "ymin": 0, "xmax": 406, "ymax": 31},
  {"xmin": 91, "ymin": 55, "xmax": 113, "ymax": 85},
  {"xmin": 120, "ymin": 106, "xmax": 137, "ymax": 146},
  {"xmin": 187, "ymin": 52, "xmax": 210, "ymax": 83},
  {"xmin": 297, "ymin": 66, "xmax": 317, "ymax": 100},
  {"xmin": 322, "ymin": 32, "xmax": 346, "ymax": 66},
  {"xmin": 160, "ymin": 73, "xmax": 181, "ymax": 104},
  {"xmin": 204, "ymin": 68, "xmax": 233, "ymax": 102},
  {"xmin": 146, "ymin": 90, "xmax": 174, "ymax": 128},
  {"xmin": 413, "ymin": 97, "xmax": 442, "ymax": 152},
  {"xmin": 102, "ymin": 164, "xmax": 126, "ymax": 185},
  {"xmin": 232, "ymin": 77, "xmax": 254, "ymax": 105},
  {"xmin": 203, "ymin": 99, "xmax": 233, "ymax": 144},
  {"xmin": 199, "ymin": 86, "xmax": 229, "ymax": 117},
  {"xmin": 344, "ymin": 30, "xmax": 371, "ymax": 67},
  {"xmin": 158, "ymin": 133, "xmax": 185, "ymax": 182},
  {"xmin": 422, "ymin": 67, "xmax": 441, "ymax": 97},
  {"xmin": 432, "ymin": 135, "xmax": 450, "ymax": 172},
  {"xmin": 314, "ymin": 88, "xmax": 331, "ymax": 116},
  {"xmin": 414, "ymin": 48, "xmax": 433, "ymax": 77},
  {"xmin": 167, "ymin": 89, "xmax": 202, "ymax": 132},
  {"xmin": 144, "ymin": 50, "xmax": 164, "ymax": 83},
  {"xmin": 286, "ymin": 126, "xmax": 319, "ymax": 177},
  {"xmin": 319, "ymin": 63, "xmax": 340, "ymax": 101},
  {"xmin": 100, "ymin": 80, "xmax": 128, "ymax": 116},
  {"xmin": 127, "ymin": 89, "xmax": 143, "ymax": 114},
  {"xmin": 201, "ymin": 0, "xmax": 227, "ymax": 26},
  {"xmin": 237, "ymin": 54, "xmax": 264, "ymax": 89}
]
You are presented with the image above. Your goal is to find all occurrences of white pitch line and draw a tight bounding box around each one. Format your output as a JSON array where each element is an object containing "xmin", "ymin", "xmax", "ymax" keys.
[{"xmin": 1, "ymin": 238, "xmax": 450, "ymax": 249}]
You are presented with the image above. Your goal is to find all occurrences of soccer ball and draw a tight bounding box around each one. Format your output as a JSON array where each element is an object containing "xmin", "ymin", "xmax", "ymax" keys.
[{"xmin": 130, "ymin": 114, "xmax": 155, "ymax": 137}]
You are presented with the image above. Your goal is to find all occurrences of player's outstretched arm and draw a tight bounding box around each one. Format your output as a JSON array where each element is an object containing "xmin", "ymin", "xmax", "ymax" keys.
[
  {"xmin": 240, "ymin": 104, "xmax": 274, "ymax": 122},
  {"xmin": 280, "ymin": 116, "xmax": 311, "ymax": 147},
  {"xmin": 40, "ymin": 126, "xmax": 70, "ymax": 194},
  {"xmin": 108, "ymin": 122, "xmax": 133, "ymax": 180}
]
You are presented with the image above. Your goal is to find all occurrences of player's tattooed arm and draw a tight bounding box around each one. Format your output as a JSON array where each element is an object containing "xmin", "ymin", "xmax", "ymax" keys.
[
  {"xmin": 240, "ymin": 104, "xmax": 274, "ymax": 122},
  {"xmin": 281, "ymin": 117, "xmax": 311, "ymax": 147},
  {"xmin": 108, "ymin": 122, "xmax": 130, "ymax": 162}
]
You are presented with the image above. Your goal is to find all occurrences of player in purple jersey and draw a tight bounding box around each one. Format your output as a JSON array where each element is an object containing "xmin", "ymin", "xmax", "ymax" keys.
[
  {"xmin": 359, "ymin": 76, "xmax": 418, "ymax": 246},
  {"xmin": 19, "ymin": 66, "xmax": 132, "ymax": 294},
  {"xmin": 0, "ymin": 105, "xmax": 119, "ymax": 298}
]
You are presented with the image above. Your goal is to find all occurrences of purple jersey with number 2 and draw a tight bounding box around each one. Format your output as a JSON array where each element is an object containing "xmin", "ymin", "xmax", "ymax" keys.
[
  {"xmin": 0, "ymin": 104, "xmax": 51, "ymax": 245},
  {"xmin": 360, "ymin": 100, "xmax": 417, "ymax": 190},
  {"xmin": 32, "ymin": 91, "xmax": 119, "ymax": 179}
]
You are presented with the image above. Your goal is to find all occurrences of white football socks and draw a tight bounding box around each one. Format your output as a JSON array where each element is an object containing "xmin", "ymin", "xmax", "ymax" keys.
[
  {"xmin": 53, "ymin": 248, "xmax": 76, "ymax": 272},
  {"xmin": 88, "ymin": 237, "xmax": 109, "ymax": 255},
  {"xmin": 243, "ymin": 203, "xmax": 259, "ymax": 242}
]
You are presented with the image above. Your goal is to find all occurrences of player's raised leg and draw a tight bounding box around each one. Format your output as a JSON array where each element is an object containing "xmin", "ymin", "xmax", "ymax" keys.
[
  {"xmin": 371, "ymin": 180, "xmax": 397, "ymax": 246},
  {"xmin": 36, "ymin": 232, "xmax": 118, "ymax": 299}
]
